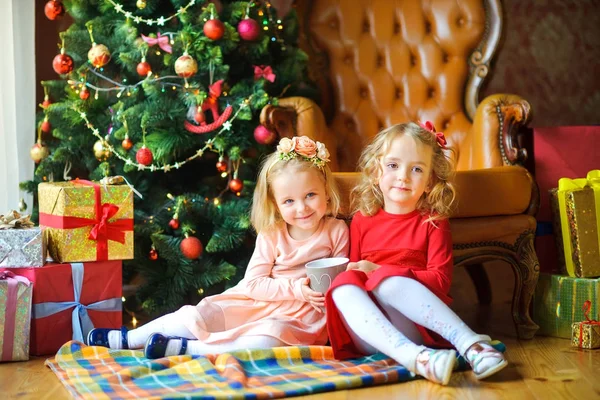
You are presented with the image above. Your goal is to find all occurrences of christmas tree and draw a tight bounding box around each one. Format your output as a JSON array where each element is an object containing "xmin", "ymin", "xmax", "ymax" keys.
[{"xmin": 22, "ymin": 0, "xmax": 312, "ymax": 315}]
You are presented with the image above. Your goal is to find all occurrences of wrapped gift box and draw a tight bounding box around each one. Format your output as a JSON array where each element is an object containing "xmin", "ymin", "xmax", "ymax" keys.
[
  {"xmin": 549, "ymin": 170, "xmax": 600, "ymax": 278},
  {"xmin": 0, "ymin": 261, "xmax": 122, "ymax": 355},
  {"xmin": 0, "ymin": 227, "xmax": 44, "ymax": 267},
  {"xmin": 0, "ymin": 272, "xmax": 33, "ymax": 361},
  {"xmin": 533, "ymin": 273, "xmax": 600, "ymax": 338},
  {"xmin": 38, "ymin": 179, "xmax": 134, "ymax": 263},
  {"xmin": 533, "ymin": 126, "xmax": 600, "ymax": 273},
  {"xmin": 572, "ymin": 322, "xmax": 600, "ymax": 349}
]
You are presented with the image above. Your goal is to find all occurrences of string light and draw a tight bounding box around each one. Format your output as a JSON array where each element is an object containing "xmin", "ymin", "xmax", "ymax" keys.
[
  {"xmin": 107, "ymin": 0, "xmax": 198, "ymax": 26},
  {"xmin": 74, "ymin": 97, "xmax": 253, "ymax": 172}
]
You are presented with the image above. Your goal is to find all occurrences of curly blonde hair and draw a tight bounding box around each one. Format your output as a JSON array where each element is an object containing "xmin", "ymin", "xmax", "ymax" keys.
[
  {"xmin": 351, "ymin": 122, "xmax": 456, "ymax": 221},
  {"xmin": 251, "ymin": 151, "xmax": 342, "ymax": 233}
]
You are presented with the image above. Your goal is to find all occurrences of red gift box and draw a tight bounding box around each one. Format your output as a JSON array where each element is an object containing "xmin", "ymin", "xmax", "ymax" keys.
[
  {"xmin": 533, "ymin": 126, "xmax": 600, "ymax": 273},
  {"xmin": 0, "ymin": 261, "xmax": 122, "ymax": 355}
]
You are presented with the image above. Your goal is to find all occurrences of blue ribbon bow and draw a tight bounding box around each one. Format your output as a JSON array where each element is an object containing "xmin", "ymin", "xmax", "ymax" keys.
[{"xmin": 33, "ymin": 263, "xmax": 121, "ymax": 342}]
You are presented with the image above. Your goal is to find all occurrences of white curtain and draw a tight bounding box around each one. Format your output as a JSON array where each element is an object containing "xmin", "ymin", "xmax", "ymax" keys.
[{"xmin": 0, "ymin": 0, "xmax": 35, "ymax": 213}]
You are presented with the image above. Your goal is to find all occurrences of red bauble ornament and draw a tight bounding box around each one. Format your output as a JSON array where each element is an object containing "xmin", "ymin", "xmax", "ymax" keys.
[
  {"xmin": 237, "ymin": 18, "xmax": 261, "ymax": 41},
  {"xmin": 80, "ymin": 88, "xmax": 90, "ymax": 100},
  {"xmin": 41, "ymin": 119, "xmax": 52, "ymax": 134},
  {"xmin": 216, "ymin": 160, "xmax": 227, "ymax": 173},
  {"xmin": 136, "ymin": 60, "xmax": 151, "ymax": 77},
  {"xmin": 229, "ymin": 178, "xmax": 243, "ymax": 193},
  {"xmin": 169, "ymin": 218, "xmax": 180, "ymax": 229},
  {"xmin": 52, "ymin": 52, "xmax": 74, "ymax": 75},
  {"xmin": 203, "ymin": 19, "xmax": 225, "ymax": 40},
  {"xmin": 88, "ymin": 44, "xmax": 111, "ymax": 68},
  {"xmin": 174, "ymin": 54, "xmax": 198, "ymax": 78},
  {"xmin": 149, "ymin": 248, "xmax": 158, "ymax": 260},
  {"xmin": 42, "ymin": 95, "xmax": 52, "ymax": 108},
  {"xmin": 253, "ymin": 125, "xmax": 277, "ymax": 145},
  {"xmin": 136, "ymin": 146, "xmax": 153, "ymax": 166},
  {"xmin": 180, "ymin": 236, "xmax": 203, "ymax": 259},
  {"xmin": 122, "ymin": 137, "xmax": 133, "ymax": 151},
  {"xmin": 44, "ymin": 0, "xmax": 65, "ymax": 20}
]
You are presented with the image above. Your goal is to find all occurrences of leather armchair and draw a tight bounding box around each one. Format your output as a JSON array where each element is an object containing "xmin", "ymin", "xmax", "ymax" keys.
[{"xmin": 261, "ymin": 0, "xmax": 539, "ymax": 339}]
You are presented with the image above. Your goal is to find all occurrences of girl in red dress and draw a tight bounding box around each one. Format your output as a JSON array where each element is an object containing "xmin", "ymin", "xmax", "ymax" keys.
[{"xmin": 325, "ymin": 122, "xmax": 507, "ymax": 385}]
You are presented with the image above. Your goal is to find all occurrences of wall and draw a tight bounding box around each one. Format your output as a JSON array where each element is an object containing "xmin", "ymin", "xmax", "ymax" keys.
[{"xmin": 482, "ymin": 0, "xmax": 600, "ymax": 127}]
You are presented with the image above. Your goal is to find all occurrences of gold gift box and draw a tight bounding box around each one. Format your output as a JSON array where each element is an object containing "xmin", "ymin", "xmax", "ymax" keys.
[
  {"xmin": 38, "ymin": 181, "xmax": 134, "ymax": 263},
  {"xmin": 571, "ymin": 322, "xmax": 600, "ymax": 349},
  {"xmin": 549, "ymin": 179, "xmax": 600, "ymax": 278}
]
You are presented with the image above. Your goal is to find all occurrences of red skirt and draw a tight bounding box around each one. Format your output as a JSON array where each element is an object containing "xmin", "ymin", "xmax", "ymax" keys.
[{"xmin": 325, "ymin": 267, "xmax": 452, "ymax": 360}]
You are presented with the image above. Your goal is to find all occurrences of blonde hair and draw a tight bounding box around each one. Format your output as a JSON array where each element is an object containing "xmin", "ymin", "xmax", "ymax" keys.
[
  {"xmin": 251, "ymin": 151, "xmax": 342, "ymax": 232},
  {"xmin": 351, "ymin": 122, "xmax": 456, "ymax": 221}
]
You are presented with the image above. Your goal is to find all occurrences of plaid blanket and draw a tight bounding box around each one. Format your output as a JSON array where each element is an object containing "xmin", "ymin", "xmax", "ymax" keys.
[{"xmin": 46, "ymin": 340, "xmax": 505, "ymax": 399}]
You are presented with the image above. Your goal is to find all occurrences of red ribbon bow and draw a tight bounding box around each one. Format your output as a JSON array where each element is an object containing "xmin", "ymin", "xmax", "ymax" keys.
[
  {"xmin": 418, "ymin": 120, "xmax": 447, "ymax": 149},
  {"xmin": 39, "ymin": 179, "xmax": 133, "ymax": 261},
  {"xmin": 141, "ymin": 33, "xmax": 172, "ymax": 54},
  {"xmin": 578, "ymin": 300, "xmax": 600, "ymax": 347},
  {"xmin": 253, "ymin": 65, "xmax": 276, "ymax": 82}
]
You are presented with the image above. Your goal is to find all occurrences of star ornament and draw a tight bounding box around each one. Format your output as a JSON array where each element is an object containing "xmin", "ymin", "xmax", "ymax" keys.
[
  {"xmin": 222, "ymin": 121, "xmax": 232, "ymax": 131},
  {"xmin": 157, "ymin": 17, "xmax": 165, "ymax": 26}
]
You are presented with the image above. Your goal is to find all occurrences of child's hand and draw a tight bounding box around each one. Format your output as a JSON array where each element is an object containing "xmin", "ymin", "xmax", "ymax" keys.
[
  {"xmin": 301, "ymin": 278, "xmax": 325, "ymax": 313},
  {"xmin": 347, "ymin": 260, "xmax": 380, "ymax": 274}
]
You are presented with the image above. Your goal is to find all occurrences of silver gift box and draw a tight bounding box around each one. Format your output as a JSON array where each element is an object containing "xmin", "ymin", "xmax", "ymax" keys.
[{"xmin": 0, "ymin": 227, "xmax": 45, "ymax": 267}]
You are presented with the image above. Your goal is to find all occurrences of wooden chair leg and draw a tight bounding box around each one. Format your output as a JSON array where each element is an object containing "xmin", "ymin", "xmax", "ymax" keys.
[
  {"xmin": 465, "ymin": 264, "xmax": 492, "ymax": 305},
  {"xmin": 510, "ymin": 232, "xmax": 540, "ymax": 339}
]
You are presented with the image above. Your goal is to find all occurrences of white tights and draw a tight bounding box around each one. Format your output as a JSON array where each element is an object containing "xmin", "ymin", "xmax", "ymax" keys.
[
  {"xmin": 331, "ymin": 276, "xmax": 490, "ymax": 373},
  {"xmin": 108, "ymin": 310, "xmax": 285, "ymax": 355}
]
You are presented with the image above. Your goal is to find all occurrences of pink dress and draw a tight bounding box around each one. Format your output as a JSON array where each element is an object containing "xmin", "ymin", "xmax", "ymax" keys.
[{"xmin": 178, "ymin": 217, "xmax": 349, "ymax": 345}]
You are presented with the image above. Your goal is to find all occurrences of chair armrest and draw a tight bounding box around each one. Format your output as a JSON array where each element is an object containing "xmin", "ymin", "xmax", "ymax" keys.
[
  {"xmin": 469, "ymin": 94, "xmax": 532, "ymax": 169},
  {"xmin": 260, "ymin": 97, "xmax": 339, "ymax": 170}
]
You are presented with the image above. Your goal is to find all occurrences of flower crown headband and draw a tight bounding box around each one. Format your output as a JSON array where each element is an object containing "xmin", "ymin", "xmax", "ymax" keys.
[
  {"xmin": 418, "ymin": 121, "xmax": 447, "ymax": 149},
  {"xmin": 275, "ymin": 136, "xmax": 331, "ymax": 168}
]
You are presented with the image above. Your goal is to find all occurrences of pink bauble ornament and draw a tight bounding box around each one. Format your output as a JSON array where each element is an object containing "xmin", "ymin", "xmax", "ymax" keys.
[
  {"xmin": 253, "ymin": 125, "xmax": 277, "ymax": 145},
  {"xmin": 238, "ymin": 18, "xmax": 260, "ymax": 41},
  {"xmin": 174, "ymin": 54, "xmax": 198, "ymax": 78}
]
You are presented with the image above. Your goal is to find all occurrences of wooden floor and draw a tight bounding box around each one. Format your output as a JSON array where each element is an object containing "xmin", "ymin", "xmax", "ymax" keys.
[{"xmin": 2, "ymin": 263, "xmax": 600, "ymax": 399}]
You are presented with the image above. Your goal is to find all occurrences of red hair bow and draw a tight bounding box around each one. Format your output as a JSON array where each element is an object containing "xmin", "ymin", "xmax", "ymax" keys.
[
  {"xmin": 253, "ymin": 65, "xmax": 276, "ymax": 82},
  {"xmin": 418, "ymin": 120, "xmax": 447, "ymax": 149}
]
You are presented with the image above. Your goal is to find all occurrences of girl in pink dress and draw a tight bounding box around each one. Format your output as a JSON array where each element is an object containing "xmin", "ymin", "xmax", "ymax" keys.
[
  {"xmin": 88, "ymin": 137, "xmax": 349, "ymax": 358},
  {"xmin": 325, "ymin": 122, "xmax": 507, "ymax": 385}
]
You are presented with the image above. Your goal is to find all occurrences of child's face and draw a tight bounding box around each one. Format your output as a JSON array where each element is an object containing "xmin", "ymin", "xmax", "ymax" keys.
[
  {"xmin": 271, "ymin": 167, "xmax": 329, "ymax": 240},
  {"xmin": 378, "ymin": 134, "xmax": 433, "ymax": 214}
]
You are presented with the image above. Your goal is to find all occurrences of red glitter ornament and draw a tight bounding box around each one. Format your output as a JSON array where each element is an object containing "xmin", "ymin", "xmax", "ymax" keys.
[
  {"xmin": 229, "ymin": 178, "xmax": 243, "ymax": 193},
  {"xmin": 41, "ymin": 118, "xmax": 52, "ymax": 134},
  {"xmin": 44, "ymin": 0, "xmax": 65, "ymax": 20},
  {"xmin": 136, "ymin": 146, "xmax": 153, "ymax": 166},
  {"xmin": 80, "ymin": 87, "xmax": 90, "ymax": 100},
  {"xmin": 149, "ymin": 248, "xmax": 158, "ymax": 260},
  {"xmin": 169, "ymin": 218, "xmax": 180, "ymax": 230},
  {"xmin": 180, "ymin": 236, "xmax": 203, "ymax": 259},
  {"xmin": 136, "ymin": 60, "xmax": 151, "ymax": 77},
  {"xmin": 203, "ymin": 19, "xmax": 225, "ymax": 40},
  {"xmin": 52, "ymin": 52, "xmax": 74, "ymax": 75}
]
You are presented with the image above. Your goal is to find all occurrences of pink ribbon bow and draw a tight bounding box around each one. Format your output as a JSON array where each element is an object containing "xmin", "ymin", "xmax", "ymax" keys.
[
  {"xmin": 141, "ymin": 33, "xmax": 172, "ymax": 54},
  {"xmin": 418, "ymin": 120, "xmax": 447, "ymax": 149},
  {"xmin": 253, "ymin": 65, "xmax": 276, "ymax": 82}
]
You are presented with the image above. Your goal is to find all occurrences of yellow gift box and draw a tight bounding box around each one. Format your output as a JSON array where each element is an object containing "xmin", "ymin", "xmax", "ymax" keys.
[
  {"xmin": 550, "ymin": 170, "xmax": 600, "ymax": 278},
  {"xmin": 38, "ymin": 179, "xmax": 134, "ymax": 263},
  {"xmin": 571, "ymin": 301, "xmax": 600, "ymax": 349}
]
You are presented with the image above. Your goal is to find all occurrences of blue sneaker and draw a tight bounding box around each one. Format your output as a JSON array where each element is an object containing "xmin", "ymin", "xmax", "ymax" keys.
[
  {"xmin": 144, "ymin": 333, "xmax": 188, "ymax": 359},
  {"xmin": 86, "ymin": 326, "xmax": 128, "ymax": 349}
]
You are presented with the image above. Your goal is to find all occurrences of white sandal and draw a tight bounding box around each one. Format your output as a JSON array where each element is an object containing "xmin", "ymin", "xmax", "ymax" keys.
[
  {"xmin": 415, "ymin": 349, "xmax": 457, "ymax": 385},
  {"xmin": 465, "ymin": 342, "xmax": 508, "ymax": 380}
]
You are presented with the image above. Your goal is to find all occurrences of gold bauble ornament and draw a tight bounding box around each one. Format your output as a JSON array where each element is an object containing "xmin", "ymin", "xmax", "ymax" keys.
[
  {"xmin": 88, "ymin": 43, "xmax": 111, "ymax": 68},
  {"xmin": 174, "ymin": 54, "xmax": 198, "ymax": 78},
  {"xmin": 30, "ymin": 141, "xmax": 49, "ymax": 163},
  {"xmin": 136, "ymin": 0, "xmax": 147, "ymax": 10},
  {"xmin": 93, "ymin": 139, "xmax": 111, "ymax": 161}
]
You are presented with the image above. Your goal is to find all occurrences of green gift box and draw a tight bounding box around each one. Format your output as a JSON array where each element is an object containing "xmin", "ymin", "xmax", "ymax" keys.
[{"xmin": 533, "ymin": 273, "xmax": 600, "ymax": 338}]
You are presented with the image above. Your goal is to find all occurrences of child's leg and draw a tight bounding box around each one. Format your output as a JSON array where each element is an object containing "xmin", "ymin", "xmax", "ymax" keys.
[
  {"xmin": 147, "ymin": 334, "xmax": 285, "ymax": 358},
  {"xmin": 371, "ymin": 276, "xmax": 507, "ymax": 378},
  {"xmin": 331, "ymin": 284, "xmax": 456, "ymax": 385},
  {"xmin": 94, "ymin": 311, "xmax": 196, "ymax": 349}
]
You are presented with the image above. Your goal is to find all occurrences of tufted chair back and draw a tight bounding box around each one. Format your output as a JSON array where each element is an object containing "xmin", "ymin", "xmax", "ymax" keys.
[{"xmin": 297, "ymin": 0, "xmax": 501, "ymax": 172}]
